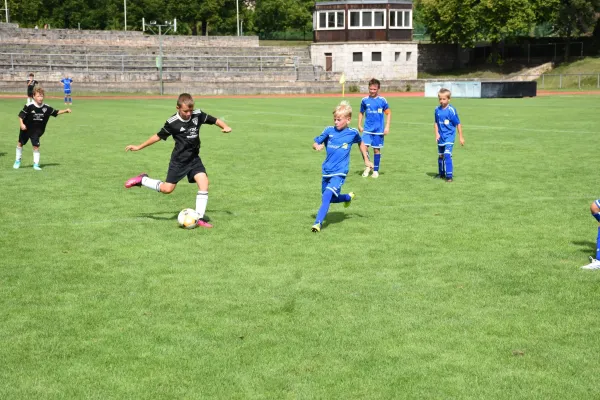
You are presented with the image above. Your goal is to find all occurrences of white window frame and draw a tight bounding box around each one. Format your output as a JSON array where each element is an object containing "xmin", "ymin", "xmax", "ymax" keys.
[
  {"xmin": 389, "ymin": 10, "xmax": 412, "ymax": 29},
  {"xmin": 348, "ymin": 9, "xmax": 386, "ymax": 30},
  {"xmin": 316, "ymin": 11, "xmax": 345, "ymax": 30}
]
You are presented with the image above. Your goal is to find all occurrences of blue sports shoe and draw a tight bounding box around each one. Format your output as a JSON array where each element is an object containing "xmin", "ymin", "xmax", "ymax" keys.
[
  {"xmin": 344, "ymin": 192, "xmax": 355, "ymax": 208},
  {"xmin": 13, "ymin": 160, "xmax": 21, "ymax": 169},
  {"xmin": 33, "ymin": 163, "xmax": 42, "ymax": 171}
]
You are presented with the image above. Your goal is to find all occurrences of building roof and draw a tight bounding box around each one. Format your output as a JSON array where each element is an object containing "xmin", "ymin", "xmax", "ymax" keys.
[{"xmin": 316, "ymin": 0, "xmax": 412, "ymax": 5}]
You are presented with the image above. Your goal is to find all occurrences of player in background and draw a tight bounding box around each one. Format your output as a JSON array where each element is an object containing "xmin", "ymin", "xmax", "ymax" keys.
[
  {"xmin": 124, "ymin": 93, "xmax": 232, "ymax": 229},
  {"xmin": 14, "ymin": 86, "xmax": 72, "ymax": 170},
  {"xmin": 26, "ymin": 73, "xmax": 38, "ymax": 105},
  {"xmin": 60, "ymin": 76, "xmax": 73, "ymax": 105},
  {"xmin": 311, "ymin": 101, "xmax": 373, "ymax": 232},
  {"xmin": 582, "ymin": 200, "xmax": 600, "ymax": 269},
  {"xmin": 358, "ymin": 78, "xmax": 391, "ymax": 179},
  {"xmin": 434, "ymin": 88, "xmax": 465, "ymax": 182}
]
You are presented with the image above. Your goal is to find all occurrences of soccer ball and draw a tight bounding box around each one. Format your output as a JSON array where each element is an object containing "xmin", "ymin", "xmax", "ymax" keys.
[{"xmin": 178, "ymin": 208, "xmax": 199, "ymax": 229}]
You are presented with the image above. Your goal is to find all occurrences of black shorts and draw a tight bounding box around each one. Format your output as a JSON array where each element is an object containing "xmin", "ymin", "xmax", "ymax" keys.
[
  {"xmin": 165, "ymin": 157, "xmax": 207, "ymax": 184},
  {"xmin": 18, "ymin": 131, "xmax": 42, "ymax": 147}
]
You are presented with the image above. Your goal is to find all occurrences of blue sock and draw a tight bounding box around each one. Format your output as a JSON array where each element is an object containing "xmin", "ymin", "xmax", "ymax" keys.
[
  {"xmin": 331, "ymin": 193, "xmax": 351, "ymax": 203},
  {"xmin": 593, "ymin": 213, "xmax": 600, "ymax": 223},
  {"xmin": 444, "ymin": 153, "xmax": 453, "ymax": 179},
  {"xmin": 315, "ymin": 190, "xmax": 333, "ymax": 224},
  {"xmin": 596, "ymin": 227, "xmax": 600, "ymax": 260},
  {"xmin": 64, "ymin": 96, "xmax": 68, "ymax": 102},
  {"xmin": 374, "ymin": 154, "xmax": 381, "ymax": 172},
  {"xmin": 438, "ymin": 156, "xmax": 445, "ymax": 177}
]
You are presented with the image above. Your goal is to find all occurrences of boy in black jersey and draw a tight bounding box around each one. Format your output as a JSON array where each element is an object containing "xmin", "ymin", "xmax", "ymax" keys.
[
  {"xmin": 124, "ymin": 93, "xmax": 232, "ymax": 229},
  {"xmin": 26, "ymin": 73, "xmax": 38, "ymax": 105},
  {"xmin": 14, "ymin": 86, "xmax": 72, "ymax": 170}
]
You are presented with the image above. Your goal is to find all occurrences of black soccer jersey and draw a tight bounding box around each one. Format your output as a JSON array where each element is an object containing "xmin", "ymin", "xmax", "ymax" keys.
[
  {"xmin": 18, "ymin": 103, "xmax": 58, "ymax": 136},
  {"xmin": 27, "ymin": 79, "xmax": 38, "ymax": 97},
  {"xmin": 157, "ymin": 109, "xmax": 217, "ymax": 164}
]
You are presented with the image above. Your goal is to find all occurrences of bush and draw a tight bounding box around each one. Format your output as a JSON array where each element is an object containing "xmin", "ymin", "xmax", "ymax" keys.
[
  {"xmin": 405, "ymin": 83, "xmax": 412, "ymax": 92},
  {"xmin": 349, "ymin": 84, "xmax": 360, "ymax": 93}
]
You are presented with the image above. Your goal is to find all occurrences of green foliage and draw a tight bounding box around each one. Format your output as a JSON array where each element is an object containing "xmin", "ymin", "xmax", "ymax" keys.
[
  {"xmin": 348, "ymin": 83, "xmax": 360, "ymax": 93},
  {"xmin": 417, "ymin": 0, "xmax": 481, "ymax": 47}
]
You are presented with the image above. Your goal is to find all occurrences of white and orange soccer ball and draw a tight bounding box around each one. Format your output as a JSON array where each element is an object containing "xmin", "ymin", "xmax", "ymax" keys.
[{"xmin": 177, "ymin": 208, "xmax": 199, "ymax": 229}]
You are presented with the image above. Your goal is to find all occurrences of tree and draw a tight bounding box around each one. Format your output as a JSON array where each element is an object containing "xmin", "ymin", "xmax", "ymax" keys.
[
  {"xmin": 544, "ymin": 0, "xmax": 599, "ymax": 60},
  {"xmin": 477, "ymin": 0, "xmax": 536, "ymax": 63}
]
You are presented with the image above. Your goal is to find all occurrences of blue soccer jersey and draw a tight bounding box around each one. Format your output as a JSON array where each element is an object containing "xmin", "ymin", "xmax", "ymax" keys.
[
  {"xmin": 435, "ymin": 104, "xmax": 460, "ymax": 144},
  {"xmin": 60, "ymin": 78, "xmax": 73, "ymax": 92},
  {"xmin": 314, "ymin": 126, "xmax": 362, "ymax": 177},
  {"xmin": 360, "ymin": 96, "xmax": 389, "ymax": 135}
]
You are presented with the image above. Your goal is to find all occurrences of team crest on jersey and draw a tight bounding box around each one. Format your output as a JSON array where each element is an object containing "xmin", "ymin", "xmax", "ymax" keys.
[
  {"xmin": 42, "ymin": 108, "xmax": 47, "ymax": 113},
  {"xmin": 444, "ymin": 119, "xmax": 450, "ymax": 125},
  {"xmin": 342, "ymin": 143, "xmax": 348, "ymax": 149},
  {"xmin": 180, "ymin": 127, "xmax": 186, "ymax": 131},
  {"xmin": 378, "ymin": 108, "xmax": 382, "ymax": 113},
  {"xmin": 192, "ymin": 118, "xmax": 198, "ymax": 126}
]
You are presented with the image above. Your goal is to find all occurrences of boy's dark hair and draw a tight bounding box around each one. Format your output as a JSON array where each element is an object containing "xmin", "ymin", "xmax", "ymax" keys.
[
  {"xmin": 177, "ymin": 93, "xmax": 194, "ymax": 108},
  {"xmin": 368, "ymin": 78, "xmax": 381, "ymax": 88},
  {"xmin": 29, "ymin": 73, "xmax": 34, "ymax": 77}
]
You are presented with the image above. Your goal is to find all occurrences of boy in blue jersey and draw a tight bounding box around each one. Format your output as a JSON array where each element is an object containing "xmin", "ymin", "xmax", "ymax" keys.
[
  {"xmin": 434, "ymin": 88, "xmax": 464, "ymax": 182},
  {"xmin": 311, "ymin": 101, "xmax": 373, "ymax": 232},
  {"xmin": 358, "ymin": 78, "xmax": 391, "ymax": 179},
  {"xmin": 582, "ymin": 200, "xmax": 600, "ymax": 269},
  {"xmin": 60, "ymin": 76, "xmax": 73, "ymax": 105}
]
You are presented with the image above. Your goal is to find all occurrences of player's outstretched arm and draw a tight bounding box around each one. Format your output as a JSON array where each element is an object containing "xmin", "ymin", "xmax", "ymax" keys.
[
  {"xmin": 357, "ymin": 112, "xmax": 364, "ymax": 133},
  {"xmin": 313, "ymin": 142, "xmax": 324, "ymax": 151},
  {"xmin": 57, "ymin": 109, "xmax": 72, "ymax": 115},
  {"xmin": 125, "ymin": 134, "xmax": 161, "ymax": 152},
  {"xmin": 384, "ymin": 109, "xmax": 391, "ymax": 135},
  {"xmin": 215, "ymin": 118, "xmax": 232, "ymax": 133},
  {"xmin": 457, "ymin": 124, "xmax": 465, "ymax": 146},
  {"xmin": 359, "ymin": 142, "xmax": 373, "ymax": 168}
]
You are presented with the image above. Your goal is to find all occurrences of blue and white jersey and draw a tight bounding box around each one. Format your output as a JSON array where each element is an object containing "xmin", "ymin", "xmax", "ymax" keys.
[
  {"xmin": 360, "ymin": 96, "xmax": 389, "ymax": 135},
  {"xmin": 60, "ymin": 78, "xmax": 73, "ymax": 91},
  {"xmin": 435, "ymin": 104, "xmax": 460, "ymax": 144},
  {"xmin": 314, "ymin": 126, "xmax": 362, "ymax": 177}
]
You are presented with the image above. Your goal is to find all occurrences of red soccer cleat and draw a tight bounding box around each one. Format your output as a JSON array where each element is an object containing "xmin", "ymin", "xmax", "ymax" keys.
[
  {"xmin": 197, "ymin": 219, "xmax": 213, "ymax": 229},
  {"xmin": 124, "ymin": 173, "xmax": 148, "ymax": 188}
]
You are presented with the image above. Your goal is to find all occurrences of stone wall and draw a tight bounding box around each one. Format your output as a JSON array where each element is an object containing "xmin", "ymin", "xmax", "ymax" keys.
[
  {"xmin": 0, "ymin": 27, "xmax": 259, "ymax": 48},
  {"xmin": 417, "ymin": 43, "xmax": 470, "ymax": 73},
  {"xmin": 310, "ymin": 42, "xmax": 418, "ymax": 80}
]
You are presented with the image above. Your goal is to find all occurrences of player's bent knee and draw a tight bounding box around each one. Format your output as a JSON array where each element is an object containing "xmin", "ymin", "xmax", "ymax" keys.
[
  {"xmin": 591, "ymin": 202, "xmax": 600, "ymax": 214},
  {"xmin": 161, "ymin": 184, "xmax": 176, "ymax": 194}
]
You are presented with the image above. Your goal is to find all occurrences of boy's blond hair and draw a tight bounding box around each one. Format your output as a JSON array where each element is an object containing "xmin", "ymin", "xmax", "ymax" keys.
[
  {"xmin": 333, "ymin": 100, "xmax": 352, "ymax": 118},
  {"xmin": 32, "ymin": 86, "xmax": 44, "ymax": 96},
  {"xmin": 438, "ymin": 88, "xmax": 452, "ymax": 98},
  {"xmin": 177, "ymin": 93, "xmax": 194, "ymax": 108}
]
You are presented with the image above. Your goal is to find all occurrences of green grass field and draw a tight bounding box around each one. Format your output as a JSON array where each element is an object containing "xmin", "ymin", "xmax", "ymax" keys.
[{"xmin": 1, "ymin": 94, "xmax": 600, "ymax": 399}]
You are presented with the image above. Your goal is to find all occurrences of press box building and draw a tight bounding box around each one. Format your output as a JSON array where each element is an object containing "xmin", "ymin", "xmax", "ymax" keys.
[{"xmin": 311, "ymin": 0, "xmax": 417, "ymax": 80}]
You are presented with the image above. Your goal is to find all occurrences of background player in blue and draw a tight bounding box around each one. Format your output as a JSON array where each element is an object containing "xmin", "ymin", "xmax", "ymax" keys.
[
  {"xmin": 582, "ymin": 200, "xmax": 600, "ymax": 269},
  {"xmin": 311, "ymin": 101, "xmax": 373, "ymax": 232},
  {"xmin": 14, "ymin": 86, "xmax": 72, "ymax": 170},
  {"xmin": 60, "ymin": 76, "xmax": 73, "ymax": 105},
  {"xmin": 434, "ymin": 88, "xmax": 464, "ymax": 182},
  {"xmin": 123, "ymin": 93, "xmax": 232, "ymax": 229},
  {"xmin": 358, "ymin": 78, "xmax": 391, "ymax": 179}
]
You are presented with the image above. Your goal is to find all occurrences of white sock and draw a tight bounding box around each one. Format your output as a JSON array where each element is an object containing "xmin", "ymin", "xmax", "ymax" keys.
[
  {"xmin": 141, "ymin": 176, "xmax": 162, "ymax": 192},
  {"xmin": 16, "ymin": 147, "xmax": 22, "ymax": 161},
  {"xmin": 196, "ymin": 191, "xmax": 208, "ymax": 219},
  {"xmin": 33, "ymin": 150, "xmax": 40, "ymax": 165}
]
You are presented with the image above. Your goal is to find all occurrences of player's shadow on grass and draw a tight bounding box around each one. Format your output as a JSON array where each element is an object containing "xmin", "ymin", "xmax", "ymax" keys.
[
  {"xmin": 312, "ymin": 211, "xmax": 366, "ymax": 227},
  {"xmin": 354, "ymin": 170, "xmax": 385, "ymax": 177},
  {"xmin": 572, "ymin": 240, "xmax": 596, "ymax": 254},
  {"xmin": 0, "ymin": 152, "xmax": 6, "ymax": 158},
  {"xmin": 138, "ymin": 211, "xmax": 178, "ymax": 221},
  {"xmin": 40, "ymin": 163, "xmax": 61, "ymax": 168}
]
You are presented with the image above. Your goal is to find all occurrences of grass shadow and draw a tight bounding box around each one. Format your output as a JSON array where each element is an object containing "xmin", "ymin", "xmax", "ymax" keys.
[
  {"xmin": 137, "ymin": 211, "xmax": 179, "ymax": 221},
  {"xmin": 310, "ymin": 211, "xmax": 367, "ymax": 228},
  {"xmin": 572, "ymin": 240, "xmax": 596, "ymax": 255},
  {"xmin": 0, "ymin": 152, "xmax": 6, "ymax": 158}
]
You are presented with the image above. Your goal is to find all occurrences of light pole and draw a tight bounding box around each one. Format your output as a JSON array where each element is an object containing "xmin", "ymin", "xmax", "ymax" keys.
[
  {"xmin": 236, "ymin": 0, "xmax": 239, "ymax": 36},
  {"xmin": 2, "ymin": 0, "xmax": 9, "ymax": 23},
  {"xmin": 147, "ymin": 20, "xmax": 174, "ymax": 95},
  {"xmin": 124, "ymin": 0, "xmax": 127, "ymax": 31}
]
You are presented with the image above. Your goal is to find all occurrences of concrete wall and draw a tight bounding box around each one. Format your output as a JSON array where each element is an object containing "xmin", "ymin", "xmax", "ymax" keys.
[
  {"xmin": 311, "ymin": 42, "xmax": 418, "ymax": 80},
  {"xmin": 0, "ymin": 27, "xmax": 259, "ymax": 48}
]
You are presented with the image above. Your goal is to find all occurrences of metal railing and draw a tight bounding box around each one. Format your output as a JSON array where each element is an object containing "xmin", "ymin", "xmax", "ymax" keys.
[{"xmin": 0, "ymin": 52, "xmax": 300, "ymax": 74}]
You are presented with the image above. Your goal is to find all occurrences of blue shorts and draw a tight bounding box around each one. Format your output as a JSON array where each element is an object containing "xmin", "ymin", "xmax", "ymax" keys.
[
  {"xmin": 64, "ymin": 90, "xmax": 71, "ymax": 95},
  {"xmin": 321, "ymin": 175, "xmax": 346, "ymax": 197},
  {"xmin": 438, "ymin": 143, "xmax": 454, "ymax": 155},
  {"xmin": 362, "ymin": 133, "xmax": 384, "ymax": 148}
]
